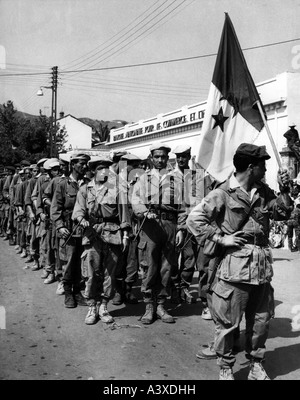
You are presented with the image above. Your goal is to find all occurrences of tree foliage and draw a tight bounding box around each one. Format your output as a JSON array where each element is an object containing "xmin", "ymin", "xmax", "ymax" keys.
[{"xmin": 0, "ymin": 101, "xmax": 68, "ymax": 165}]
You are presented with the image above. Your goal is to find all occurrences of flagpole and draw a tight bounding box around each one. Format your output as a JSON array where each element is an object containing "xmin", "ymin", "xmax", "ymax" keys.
[{"xmin": 255, "ymin": 100, "xmax": 283, "ymax": 170}]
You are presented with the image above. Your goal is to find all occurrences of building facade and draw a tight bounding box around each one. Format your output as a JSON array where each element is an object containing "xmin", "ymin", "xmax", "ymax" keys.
[
  {"xmin": 57, "ymin": 113, "xmax": 92, "ymax": 151},
  {"xmin": 90, "ymin": 71, "xmax": 300, "ymax": 191}
]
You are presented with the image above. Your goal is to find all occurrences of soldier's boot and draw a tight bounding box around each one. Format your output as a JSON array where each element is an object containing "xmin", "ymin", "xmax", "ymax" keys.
[
  {"xmin": 170, "ymin": 286, "xmax": 181, "ymax": 304},
  {"xmin": 248, "ymin": 360, "xmax": 270, "ymax": 380},
  {"xmin": 64, "ymin": 284, "xmax": 76, "ymax": 308},
  {"xmin": 124, "ymin": 283, "xmax": 138, "ymax": 304},
  {"xmin": 288, "ymin": 237, "xmax": 293, "ymax": 251},
  {"xmin": 73, "ymin": 285, "xmax": 89, "ymax": 306},
  {"xmin": 112, "ymin": 279, "xmax": 125, "ymax": 305},
  {"xmin": 141, "ymin": 303, "xmax": 155, "ymax": 325},
  {"xmin": 181, "ymin": 287, "xmax": 196, "ymax": 304},
  {"xmin": 156, "ymin": 304, "xmax": 175, "ymax": 323},
  {"xmin": 9, "ymin": 235, "xmax": 16, "ymax": 246}
]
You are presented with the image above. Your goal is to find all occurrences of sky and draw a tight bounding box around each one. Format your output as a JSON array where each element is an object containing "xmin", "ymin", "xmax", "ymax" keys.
[{"xmin": 0, "ymin": 0, "xmax": 300, "ymax": 123}]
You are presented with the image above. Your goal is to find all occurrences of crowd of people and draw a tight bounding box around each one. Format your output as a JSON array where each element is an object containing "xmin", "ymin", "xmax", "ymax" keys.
[{"xmin": 0, "ymin": 141, "xmax": 297, "ymax": 380}]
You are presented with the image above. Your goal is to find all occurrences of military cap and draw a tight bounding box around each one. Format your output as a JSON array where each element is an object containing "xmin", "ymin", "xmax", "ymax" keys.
[
  {"xmin": 111, "ymin": 150, "xmax": 128, "ymax": 162},
  {"xmin": 121, "ymin": 153, "xmax": 141, "ymax": 162},
  {"xmin": 43, "ymin": 158, "xmax": 60, "ymax": 170},
  {"xmin": 6, "ymin": 166, "xmax": 15, "ymax": 172},
  {"xmin": 149, "ymin": 142, "xmax": 171, "ymax": 153},
  {"xmin": 172, "ymin": 144, "xmax": 191, "ymax": 154},
  {"xmin": 29, "ymin": 164, "xmax": 37, "ymax": 170},
  {"xmin": 20, "ymin": 160, "xmax": 31, "ymax": 166},
  {"xmin": 37, "ymin": 157, "xmax": 48, "ymax": 166},
  {"xmin": 70, "ymin": 153, "xmax": 91, "ymax": 162},
  {"xmin": 234, "ymin": 143, "xmax": 271, "ymax": 160},
  {"xmin": 59, "ymin": 153, "xmax": 70, "ymax": 164},
  {"xmin": 14, "ymin": 163, "xmax": 21, "ymax": 168},
  {"xmin": 88, "ymin": 156, "xmax": 113, "ymax": 169},
  {"xmin": 48, "ymin": 159, "xmax": 60, "ymax": 169}
]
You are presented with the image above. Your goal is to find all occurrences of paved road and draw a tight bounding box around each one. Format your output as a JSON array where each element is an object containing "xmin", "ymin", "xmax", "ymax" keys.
[{"xmin": 0, "ymin": 238, "xmax": 300, "ymax": 381}]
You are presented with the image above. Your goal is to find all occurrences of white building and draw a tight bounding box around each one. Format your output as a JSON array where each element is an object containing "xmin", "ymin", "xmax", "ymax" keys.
[
  {"xmin": 57, "ymin": 113, "xmax": 92, "ymax": 151},
  {"xmin": 99, "ymin": 71, "xmax": 300, "ymax": 191}
]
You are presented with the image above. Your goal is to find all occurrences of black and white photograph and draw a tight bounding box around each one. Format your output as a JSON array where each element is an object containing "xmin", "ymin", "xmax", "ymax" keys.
[{"xmin": 0, "ymin": 0, "xmax": 300, "ymax": 384}]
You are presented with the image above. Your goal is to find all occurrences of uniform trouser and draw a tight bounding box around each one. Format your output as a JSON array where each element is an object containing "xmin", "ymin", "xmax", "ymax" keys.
[
  {"xmin": 197, "ymin": 246, "xmax": 215, "ymax": 306},
  {"xmin": 29, "ymin": 220, "xmax": 40, "ymax": 262},
  {"xmin": 45, "ymin": 222, "xmax": 56, "ymax": 274},
  {"xmin": 171, "ymin": 233, "xmax": 198, "ymax": 290},
  {"xmin": 81, "ymin": 239, "xmax": 122, "ymax": 304},
  {"xmin": 114, "ymin": 238, "xmax": 138, "ymax": 285},
  {"xmin": 212, "ymin": 279, "xmax": 274, "ymax": 368},
  {"xmin": 138, "ymin": 218, "xmax": 176, "ymax": 304},
  {"xmin": 59, "ymin": 236, "xmax": 83, "ymax": 293},
  {"xmin": 19, "ymin": 219, "xmax": 27, "ymax": 249},
  {"xmin": 39, "ymin": 222, "xmax": 48, "ymax": 268}
]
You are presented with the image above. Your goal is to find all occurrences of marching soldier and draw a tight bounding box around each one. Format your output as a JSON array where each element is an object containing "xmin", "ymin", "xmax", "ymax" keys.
[
  {"xmin": 50, "ymin": 153, "xmax": 90, "ymax": 309},
  {"xmin": 131, "ymin": 143, "xmax": 186, "ymax": 324},
  {"xmin": 112, "ymin": 153, "xmax": 143, "ymax": 305},
  {"xmin": 72, "ymin": 155, "xmax": 131, "ymax": 325}
]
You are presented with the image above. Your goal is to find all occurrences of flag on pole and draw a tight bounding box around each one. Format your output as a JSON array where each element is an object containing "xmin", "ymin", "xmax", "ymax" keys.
[{"xmin": 196, "ymin": 13, "xmax": 265, "ymax": 182}]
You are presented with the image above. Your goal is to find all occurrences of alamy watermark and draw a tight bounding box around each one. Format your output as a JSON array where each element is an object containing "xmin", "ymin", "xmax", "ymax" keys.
[
  {"xmin": 0, "ymin": 306, "xmax": 6, "ymax": 329},
  {"xmin": 291, "ymin": 305, "xmax": 300, "ymax": 332},
  {"xmin": 0, "ymin": 45, "xmax": 6, "ymax": 69},
  {"xmin": 291, "ymin": 45, "xmax": 300, "ymax": 70}
]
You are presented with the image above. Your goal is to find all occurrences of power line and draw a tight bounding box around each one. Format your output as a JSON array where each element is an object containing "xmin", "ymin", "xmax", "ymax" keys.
[
  {"xmin": 62, "ymin": 0, "xmax": 187, "ymax": 80},
  {"xmin": 0, "ymin": 36, "xmax": 299, "ymax": 78},
  {"xmin": 60, "ymin": 0, "xmax": 164, "ymax": 70}
]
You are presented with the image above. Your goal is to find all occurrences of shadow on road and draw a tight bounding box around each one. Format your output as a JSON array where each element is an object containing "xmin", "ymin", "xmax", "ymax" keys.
[
  {"xmin": 234, "ymin": 343, "xmax": 300, "ymax": 380},
  {"xmin": 268, "ymin": 317, "xmax": 300, "ymax": 339}
]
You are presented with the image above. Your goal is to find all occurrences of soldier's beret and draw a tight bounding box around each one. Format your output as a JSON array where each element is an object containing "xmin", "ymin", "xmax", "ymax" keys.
[
  {"xmin": 149, "ymin": 142, "xmax": 171, "ymax": 153},
  {"xmin": 70, "ymin": 153, "xmax": 91, "ymax": 162},
  {"xmin": 88, "ymin": 156, "xmax": 113, "ymax": 169},
  {"xmin": 172, "ymin": 144, "xmax": 191, "ymax": 154},
  {"xmin": 234, "ymin": 143, "xmax": 271, "ymax": 160}
]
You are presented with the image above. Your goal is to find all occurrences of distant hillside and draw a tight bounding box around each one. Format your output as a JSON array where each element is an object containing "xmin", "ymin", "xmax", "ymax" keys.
[
  {"xmin": 78, "ymin": 117, "xmax": 128, "ymax": 131},
  {"xmin": 0, "ymin": 104, "xmax": 128, "ymax": 144}
]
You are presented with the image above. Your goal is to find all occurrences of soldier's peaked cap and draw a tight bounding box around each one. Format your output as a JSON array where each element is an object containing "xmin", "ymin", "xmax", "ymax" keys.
[
  {"xmin": 70, "ymin": 153, "xmax": 91, "ymax": 162},
  {"xmin": 150, "ymin": 142, "xmax": 171, "ymax": 153},
  {"xmin": 173, "ymin": 144, "xmax": 191, "ymax": 154},
  {"xmin": 111, "ymin": 150, "xmax": 128, "ymax": 161},
  {"xmin": 20, "ymin": 160, "xmax": 31, "ymax": 166},
  {"xmin": 121, "ymin": 153, "xmax": 141, "ymax": 162},
  {"xmin": 43, "ymin": 158, "xmax": 60, "ymax": 170},
  {"xmin": 88, "ymin": 156, "xmax": 113, "ymax": 168},
  {"xmin": 234, "ymin": 143, "xmax": 271, "ymax": 160},
  {"xmin": 37, "ymin": 157, "xmax": 48, "ymax": 166}
]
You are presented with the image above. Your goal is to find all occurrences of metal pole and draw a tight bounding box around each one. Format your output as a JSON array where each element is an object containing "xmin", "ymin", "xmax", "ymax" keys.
[{"xmin": 53, "ymin": 66, "xmax": 58, "ymax": 157}]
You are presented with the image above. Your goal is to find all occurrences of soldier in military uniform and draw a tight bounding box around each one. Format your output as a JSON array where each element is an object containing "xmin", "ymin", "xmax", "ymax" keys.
[
  {"xmin": 71, "ymin": 155, "xmax": 131, "ymax": 325},
  {"xmin": 24, "ymin": 160, "xmax": 45, "ymax": 270},
  {"xmin": 112, "ymin": 153, "xmax": 143, "ymax": 305},
  {"xmin": 43, "ymin": 156, "xmax": 69, "ymax": 294},
  {"xmin": 50, "ymin": 153, "xmax": 90, "ymax": 308},
  {"xmin": 169, "ymin": 145, "xmax": 206, "ymax": 305},
  {"xmin": 36, "ymin": 158, "xmax": 61, "ymax": 284},
  {"xmin": 131, "ymin": 143, "xmax": 186, "ymax": 324}
]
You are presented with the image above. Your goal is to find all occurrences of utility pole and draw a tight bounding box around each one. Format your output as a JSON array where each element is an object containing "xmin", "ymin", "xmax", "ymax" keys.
[{"xmin": 51, "ymin": 66, "xmax": 58, "ymax": 157}]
